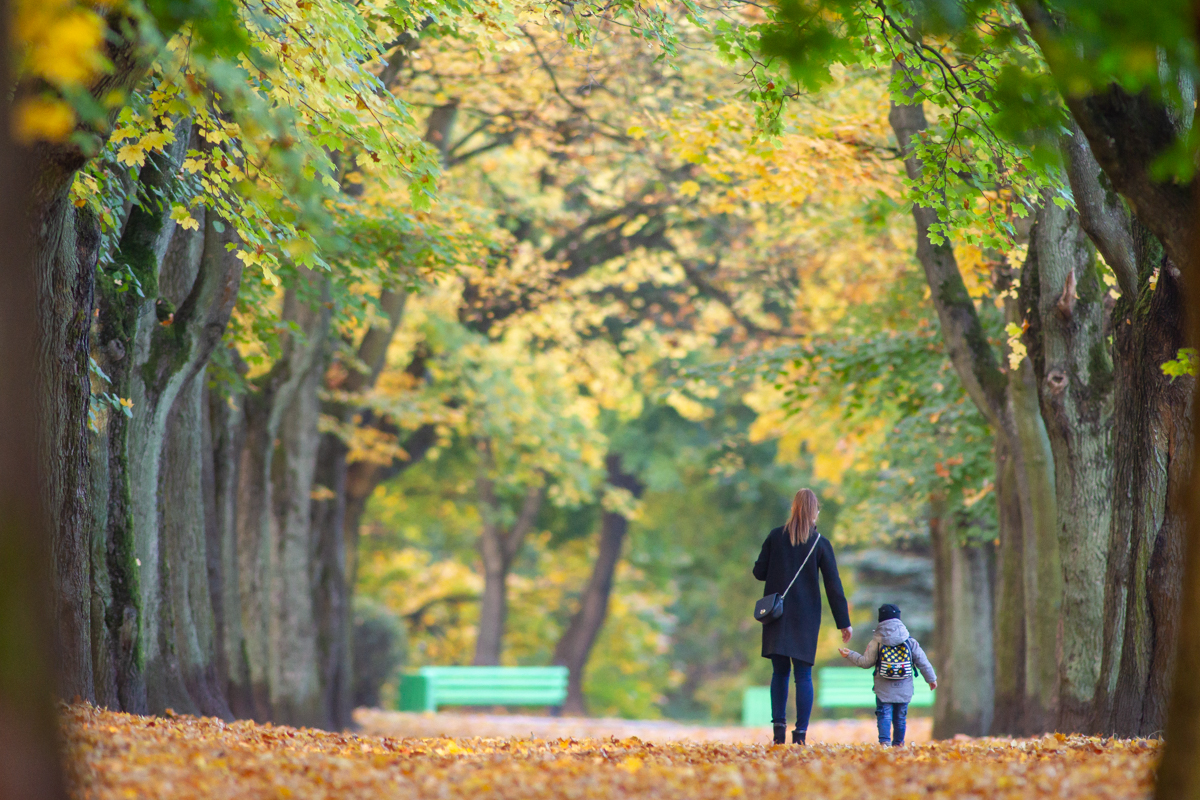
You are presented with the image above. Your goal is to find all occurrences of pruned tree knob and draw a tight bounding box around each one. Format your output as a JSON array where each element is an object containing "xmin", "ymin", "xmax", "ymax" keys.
[
  {"xmin": 1056, "ymin": 269, "xmax": 1077, "ymax": 318},
  {"xmin": 1046, "ymin": 369, "xmax": 1069, "ymax": 394}
]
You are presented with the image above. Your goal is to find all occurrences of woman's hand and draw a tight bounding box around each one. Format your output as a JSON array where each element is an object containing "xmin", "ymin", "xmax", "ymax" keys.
[
  {"xmin": 840, "ymin": 626, "xmax": 853, "ymax": 643},
  {"xmin": 929, "ymin": 680, "xmax": 937, "ymax": 690},
  {"xmin": 837, "ymin": 648, "xmax": 850, "ymax": 658}
]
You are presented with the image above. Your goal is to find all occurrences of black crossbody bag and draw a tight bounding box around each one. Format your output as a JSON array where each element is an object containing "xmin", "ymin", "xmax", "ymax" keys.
[{"xmin": 754, "ymin": 532, "xmax": 821, "ymax": 624}]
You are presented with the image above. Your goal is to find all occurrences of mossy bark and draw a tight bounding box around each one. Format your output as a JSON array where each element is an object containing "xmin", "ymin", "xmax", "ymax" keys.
[
  {"xmin": 1006, "ymin": 232, "xmax": 1063, "ymax": 735},
  {"xmin": 1024, "ymin": 197, "xmax": 1114, "ymax": 732},
  {"xmin": 92, "ymin": 131, "xmax": 244, "ymax": 717},
  {"xmin": 1095, "ymin": 224, "xmax": 1191, "ymax": 737}
]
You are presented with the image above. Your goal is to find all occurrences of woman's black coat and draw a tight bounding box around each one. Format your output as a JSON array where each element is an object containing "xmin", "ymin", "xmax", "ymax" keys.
[{"xmin": 753, "ymin": 526, "xmax": 851, "ymax": 663}]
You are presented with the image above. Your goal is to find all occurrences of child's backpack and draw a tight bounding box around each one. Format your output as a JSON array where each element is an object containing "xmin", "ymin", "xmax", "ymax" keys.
[{"xmin": 876, "ymin": 639, "xmax": 914, "ymax": 680}]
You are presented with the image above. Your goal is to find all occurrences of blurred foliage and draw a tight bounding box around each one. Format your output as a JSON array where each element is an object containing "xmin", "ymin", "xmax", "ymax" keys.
[{"xmin": 352, "ymin": 596, "xmax": 408, "ymax": 709}]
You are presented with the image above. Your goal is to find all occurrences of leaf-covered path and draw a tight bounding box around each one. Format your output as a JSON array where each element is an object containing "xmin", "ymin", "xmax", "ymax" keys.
[
  {"xmin": 354, "ymin": 708, "xmax": 932, "ymax": 744},
  {"xmin": 65, "ymin": 704, "xmax": 1156, "ymax": 799}
]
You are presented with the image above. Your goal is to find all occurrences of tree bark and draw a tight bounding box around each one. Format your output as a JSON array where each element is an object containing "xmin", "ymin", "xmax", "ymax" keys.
[
  {"xmin": 1024, "ymin": 196, "xmax": 1114, "ymax": 731},
  {"xmin": 1005, "ymin": 349, "xmax": 1061, "ymax": 734},
  {"xmin": 203, "ymin": 358, "xmax": 248, "ymax": 712},
  {"xmin": 552, "ymin": 454, "xmax": 644, "ymax": 715},
  {"xmin": 1153, "ymin": 139, "xmax": 1200, "ymax": 800},
  {"xmin": 991, "ymin": 442, "xmax": 1027, "ymax": 734},
  {"xmin": 1093, "ymin": 225, "xmax": 1192, "ymax": 737},
  {"xmin": 0, "ymin": 13, "xmax": 70, "ymax": 790},
  {"xmin": 231, "ymin": 280, "xmax": 331, "ymax": 725},
  {"xmin": 930, "ymin": 498, "xmax": 996, "ymax": 738},
  {"xmin": 35, "ymin": 183, "xmax": 97, "ymax": 706}
]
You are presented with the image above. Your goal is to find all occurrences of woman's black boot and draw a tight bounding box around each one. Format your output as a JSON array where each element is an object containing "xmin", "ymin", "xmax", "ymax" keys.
[
  {"xmin": 772, "ymin": 724, "xmax": 787, "ymax": 745},
  {"xmin": 792, "ymin": 729, "xmax": 806, "ymax": 745}
]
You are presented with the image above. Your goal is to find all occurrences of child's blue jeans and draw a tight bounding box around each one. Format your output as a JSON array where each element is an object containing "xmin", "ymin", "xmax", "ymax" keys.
[
  {"xmin": 769, "ymin": 656, "xmax": 813, "ymax": 731},
  {"xmin": 875, "ymin": 699, "xmax": 908, "ymax": 745}
]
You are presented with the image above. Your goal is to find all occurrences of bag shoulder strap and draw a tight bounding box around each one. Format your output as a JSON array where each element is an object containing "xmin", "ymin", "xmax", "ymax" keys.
[{"xmin": 779, "ymin": 532, "xmax": 821, "ymax": 601}]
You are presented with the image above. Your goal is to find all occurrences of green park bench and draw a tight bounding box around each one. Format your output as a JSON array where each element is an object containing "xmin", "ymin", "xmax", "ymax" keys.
[
  {"xmin": 741, "ymin": 667, "xmax": 934, "ymax": 725},
  {"xmin": 397, "ymin": 666, "xmax": 569, "ymax": 712},
  {"xmin": 818, "ymin": 666, "xmax": 934, "ymax": 709}
]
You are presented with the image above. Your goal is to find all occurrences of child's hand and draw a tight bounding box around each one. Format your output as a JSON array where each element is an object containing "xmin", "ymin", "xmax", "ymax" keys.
[
  {"xmin": 838, "ymin": 648, "xmax": 850, "ymax": 658},
  {"xmin": 929, "ymin": 680, "xmax": 937, "ymax": 690}
]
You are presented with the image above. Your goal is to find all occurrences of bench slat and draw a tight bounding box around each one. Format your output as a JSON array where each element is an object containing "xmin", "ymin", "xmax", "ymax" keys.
[
  {"xmin": 816, "ymin": 667, "xmax": 934, "ymax": 708},
  {"xmin": 398, "ymin": 666, "xmax": 569, "ymax": 712}
]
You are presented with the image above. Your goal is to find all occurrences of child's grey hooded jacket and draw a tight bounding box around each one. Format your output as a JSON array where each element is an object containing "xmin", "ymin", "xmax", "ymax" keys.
[{"xmin": 842, "ymin": 618, "xmax": 936, "ymax": 703}]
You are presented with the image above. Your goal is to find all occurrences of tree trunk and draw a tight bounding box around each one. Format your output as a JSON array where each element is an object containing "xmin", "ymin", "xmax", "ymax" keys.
[
  {"xmin": 307, "ymin": 102, "xmax": 457, "ymax": 723},
  {"xmin": 1005, "ymin": 225, "xmax": 1064, "ymax": 735},
  {"xmin": 991, "ymin": 442, "xmax": 1027, "ymax": 734},
  {"xmin": 1153, "ymin": 129, "xmax": 1200, "ymax": 800},
  {"xmin": 157, "ymin": 369, "xmax": 233, "ymax": 718},
  {"xmin": 1094, "ymin": 225, "xmax": 1192, "ymax": 737},
  {"xmin": 1023, "ymin": 196, "xmax": 1114, "ymax": 731},
  {"xmin": 473, "ymin": 445, "xmax": 544, "ymax": 667},
  {"xmin": 310, "ymin": 288, "xmax": 407, "ymax": 727},
  {"xmin": 90, "ymin": 128, "xmax": 244, "ymax": 718},
  {"xmin": 890, "ymin": 72, "xmax": 1023, "ymax": 733},
  {"xmin": 203, "ymin": 359, "xmax": 248, "ymax": 712},
  {"xmin": 35, "ymin": 184, "xmax": 97, "ymax": 705},
  {"xmin": 232, "ymin": 280, "xmax": 330, "ymax": 725},
  {"xmin": 0, "ymin": 17, "xmax": 70, "ymax": 790},
  {"xmin": 930, "ymin": 499, "xmax": 996, "ymax": 738},
  {"xmin": 552, "ymin": 454, "xmax": 644, "ymax": 715}
]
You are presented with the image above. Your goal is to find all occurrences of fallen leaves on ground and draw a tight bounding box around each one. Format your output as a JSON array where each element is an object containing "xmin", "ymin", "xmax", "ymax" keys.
[
  {"xmin": 65, "ymin": 704, "xmax": 1158, "ymax": 800},
  {"xmin": 355, "ymin": 708, "xmax": 931, "ymax": 744}
]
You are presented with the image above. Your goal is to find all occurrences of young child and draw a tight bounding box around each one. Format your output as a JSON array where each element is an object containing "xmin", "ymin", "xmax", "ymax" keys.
[{"xmin": 838, "ymin": 604, "xmax": 937, "ymax": 746}]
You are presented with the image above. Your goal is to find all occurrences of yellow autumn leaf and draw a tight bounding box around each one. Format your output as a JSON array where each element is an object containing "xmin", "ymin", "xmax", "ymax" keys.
[
  {"xmin": 63, "ymin": 702, "xmax": 1160, "ymax": 800},
  {"xmin": 140, "ymin": 129, "xmax": 176, "ymax": 150},
  {"xmin": 116, "ymin": 144, "xmax": 147, "ymax": 167},
  {"xmin": 169, "ymin": 204, "xmax": 200, "ymax": 231},
  {"xmin": 678, "ymin": 180, "xmax": 700, "ymax": 197},
  {"xmin": 14, "ymin": 96, "xmax": 74, "ymax": 143},
  {"xmin": 23, "ymin": 10, "xmax": 106, "ymax": 87}
]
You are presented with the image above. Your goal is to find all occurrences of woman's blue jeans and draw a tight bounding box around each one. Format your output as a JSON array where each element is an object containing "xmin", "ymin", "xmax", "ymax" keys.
[
  {"xmin": 769, "ymin": 656, "xmax": 813, "ymax": 730},
  {"xmin": 875, "ymin": 699, "xmax": 908, "ymax": 745}
]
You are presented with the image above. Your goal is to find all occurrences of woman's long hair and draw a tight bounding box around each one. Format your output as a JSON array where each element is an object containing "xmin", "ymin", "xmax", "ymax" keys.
[{"xmin": 785, "ymin": 489, "xmax": 820, "ymax": 545}]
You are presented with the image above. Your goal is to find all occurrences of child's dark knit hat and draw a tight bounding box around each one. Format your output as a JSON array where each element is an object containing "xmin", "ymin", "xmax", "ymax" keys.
[{"xmin": 878, "ymin": 604, "xmax": 902, "ymax": 622}]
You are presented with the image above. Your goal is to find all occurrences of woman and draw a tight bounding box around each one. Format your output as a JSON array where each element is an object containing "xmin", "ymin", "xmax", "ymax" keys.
[{"xmin": 753, "ymin": 488, "xmax": 852, "ymax": 745}]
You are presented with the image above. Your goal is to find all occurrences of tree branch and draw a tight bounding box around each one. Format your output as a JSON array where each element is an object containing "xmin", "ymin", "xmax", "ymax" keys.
[
  {"xmin": 889, "ymin": 61, "xmax": 1007, "ymax": 427},
  {"xmin": 1017, "ymin": 0, "xmax": 1193, "ymax": 270},
  {"xmin": 1061, "ymin": 122, "xmax": 1138, "ymax": 297}
]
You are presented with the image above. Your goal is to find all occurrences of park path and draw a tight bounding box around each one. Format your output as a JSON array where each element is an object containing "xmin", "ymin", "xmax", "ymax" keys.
[{"xmin": 355, "ymin": 708, "xmax": 932, "ymax": 744}]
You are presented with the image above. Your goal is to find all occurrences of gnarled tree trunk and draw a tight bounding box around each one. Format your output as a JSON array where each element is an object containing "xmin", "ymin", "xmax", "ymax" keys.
[
  {"xmin": 1023, "ymin": 195, "xmax": 1113, "ymax": 731},
  {"xmin": 1096, "ymin": 226, "xmax": 1191, "ymax": 736}
]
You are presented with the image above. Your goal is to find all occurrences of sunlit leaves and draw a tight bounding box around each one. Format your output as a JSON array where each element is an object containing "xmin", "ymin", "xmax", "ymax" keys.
[{"xmin": 65, "ymin": 703, "xmax": 1160, "ymax": 800}]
